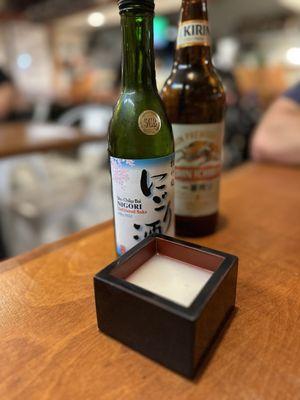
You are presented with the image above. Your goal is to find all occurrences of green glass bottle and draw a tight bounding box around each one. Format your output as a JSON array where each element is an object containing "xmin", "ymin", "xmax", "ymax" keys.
[{"xmin": 109, "ymin": 0, "xmax": 175, "ymax": 255}]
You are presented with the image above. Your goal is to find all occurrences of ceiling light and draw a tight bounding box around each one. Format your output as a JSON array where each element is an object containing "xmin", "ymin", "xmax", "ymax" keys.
[
  {"xmin": 286, "ymin": 47, "xmax": 300, "ymax": 65},
  {"xmin": 17, "ymin": 53, "xmax": 32, "ymax": 70},
  {"xmin": 87, "ymin": 12, "xmax": 105, "ymax": 28},
  {"xmin": 279, "ymin": 0, "xmax": 300, "ymax": 12}
]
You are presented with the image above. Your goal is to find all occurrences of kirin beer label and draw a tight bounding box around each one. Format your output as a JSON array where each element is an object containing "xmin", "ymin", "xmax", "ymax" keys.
[
  {"xmin": 173, "ymin": 122, "xmax": 224, "ymax": 217},
  {"xmin": 177, "ymin": 20, "xmax": 210, "ymax": 49}
]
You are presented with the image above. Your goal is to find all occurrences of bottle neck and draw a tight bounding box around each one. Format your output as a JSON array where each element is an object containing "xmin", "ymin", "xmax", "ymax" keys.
[
  {"xmin": 121, "ymin": 11, "xmax": 157, "ymax": 92},
  {"xmin": 174, "ymin": 0, "xmax": 212, "ymax": 68}
]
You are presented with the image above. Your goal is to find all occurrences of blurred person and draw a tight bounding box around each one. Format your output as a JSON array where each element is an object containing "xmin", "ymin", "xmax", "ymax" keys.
[
  {"xmin": 0, "ymin": 68, "xmax": 16, "ymax": 259},
  {"xmin": 214, "ymin": 38, "xmax": 261, "ymax": 168},
  {"xmin": 0, "ymin": 232, "xmax": 5, "ymax": 260},
  {"xmin": 219, "ymin": 68, "xmax": 261, "ymax": 168},
  {"xmin": 251, "ymin": 82, "xmax": 300, "ymax": 165},
  {"xmin": 0, "ymin": 68, "xmax": 15, "ymax": 120}
]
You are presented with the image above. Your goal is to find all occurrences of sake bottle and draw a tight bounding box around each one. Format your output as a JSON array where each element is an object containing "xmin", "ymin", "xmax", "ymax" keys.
[{"xmin": 109, "ymin": 0, "xmax": 175, "ymax": 255}]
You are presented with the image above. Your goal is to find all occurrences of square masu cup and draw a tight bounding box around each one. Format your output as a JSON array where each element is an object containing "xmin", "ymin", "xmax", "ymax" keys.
[{"xmin": 94, "ymin": 234, "xmax": 238, "ymax": 379}]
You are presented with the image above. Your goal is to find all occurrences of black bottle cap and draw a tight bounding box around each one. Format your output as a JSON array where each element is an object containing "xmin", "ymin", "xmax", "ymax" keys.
[{"xmin": 118, "ymin": 0, "xmax": 155, "ymax": 13}]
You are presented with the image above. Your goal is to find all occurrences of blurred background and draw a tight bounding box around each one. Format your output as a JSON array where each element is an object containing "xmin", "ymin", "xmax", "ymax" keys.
[{"xmin": 0, "ymin": 0, "xmax": 299, "ymax": 258}]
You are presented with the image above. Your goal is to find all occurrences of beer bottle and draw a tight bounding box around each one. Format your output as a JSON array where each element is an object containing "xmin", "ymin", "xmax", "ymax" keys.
[
  {"xmin": 161, "ymin": 0, "xmax": 225, "ymax": 237},
  {"xmin": 109, "ymin": 0, "xmax": 175, "ymax": 255}
]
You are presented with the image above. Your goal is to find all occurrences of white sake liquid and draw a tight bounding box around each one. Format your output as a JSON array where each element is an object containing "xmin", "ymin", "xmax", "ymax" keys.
[{"xmin": 126, "ymin": 254, "xmax": 213, "ymax": 308}]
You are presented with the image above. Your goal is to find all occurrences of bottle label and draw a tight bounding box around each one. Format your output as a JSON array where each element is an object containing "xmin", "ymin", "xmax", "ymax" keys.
[
  {"xmin": 138, "ymin": 110, "xmax": 161, "ymax": 135},
  {"xmin": 110, "ymin": 154, "xmax": 175, "ymax": 255},
  {"xmin": 177, "ymin": 20, "xmax": 210, "ymax": 49},
  {"xmin": 173, "ymin": 123, "xmax": 224, "ymax": 217}
]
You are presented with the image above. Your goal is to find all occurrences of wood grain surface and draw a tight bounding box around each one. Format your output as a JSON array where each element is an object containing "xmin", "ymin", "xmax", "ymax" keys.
[
  {"xmin": 0, "ymin": 123, "xmax": 106, "ymax": 158},
  {"xmin": 0, "ymin": 163, "xmax": 299, "ymax": 400}
]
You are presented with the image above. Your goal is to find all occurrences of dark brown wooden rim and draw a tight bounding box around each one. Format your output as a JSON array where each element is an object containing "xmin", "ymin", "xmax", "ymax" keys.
[{"xmin": 95, "ymin": 234, "xmax": 238, "ymax": 321}]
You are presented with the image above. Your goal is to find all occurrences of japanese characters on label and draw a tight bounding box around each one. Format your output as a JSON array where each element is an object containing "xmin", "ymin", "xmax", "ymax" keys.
[
  {"xmin": 110, "ymin": 155, "xmax": 175, "ymax": 255},
  {"xmin": 177, "ymin": 20, "xmax": 210, "ymax": 49},
  {"xmin": 173, "ymin": 123, "xmax": 224, "ymax": 217}
]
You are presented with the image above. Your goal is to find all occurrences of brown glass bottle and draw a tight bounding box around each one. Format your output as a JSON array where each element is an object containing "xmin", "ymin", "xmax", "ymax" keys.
[{"xmin": 161, "ymin": 0, "xmax": 225, "ymax": 237}]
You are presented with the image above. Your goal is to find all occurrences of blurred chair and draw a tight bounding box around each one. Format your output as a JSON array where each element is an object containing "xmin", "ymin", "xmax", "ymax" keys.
[
  {"xmin": 0, "ymin": 105, "xmax": 113, "ymax": 256},
  {"xmin": 58, "ymin": 103, "xmax": 112, "ymax": 135},
  {"xmin": 0, "ymin": 155, "xmax": 90, "ymax": 255},
  {"xmin": 32, "ymin": 99, "xmax": 51, "ymax": 122},
  {"xmin": 58, "ymin": 103, "xmax": 112, "ymax": 172},
  {"xmin": 0, "ymin": 153, "xmax": 113, "ymax": 256}
]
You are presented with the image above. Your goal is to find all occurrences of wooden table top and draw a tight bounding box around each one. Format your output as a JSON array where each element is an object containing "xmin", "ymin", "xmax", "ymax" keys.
[
  {"xmin": 0, "ymin": 163, "xmax": 299, "ymax": 400},
  {"xmin": 0, "ymin": 122, "xmax": 106, "ymax": 158}
]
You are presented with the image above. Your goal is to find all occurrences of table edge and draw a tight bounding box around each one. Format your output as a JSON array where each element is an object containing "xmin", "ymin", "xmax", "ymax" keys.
[{"xmin": 0, "ymin": 219, "xmax": 113, "ymax": 273}]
